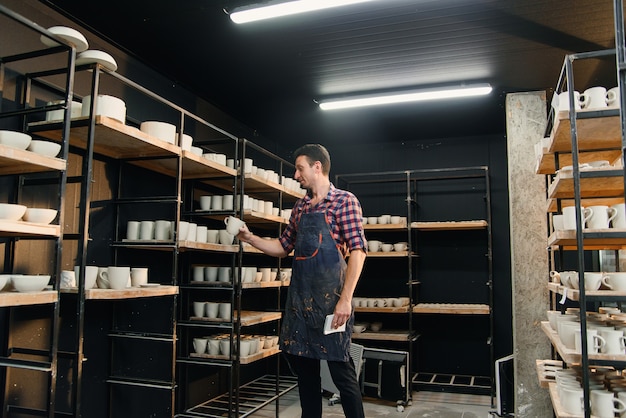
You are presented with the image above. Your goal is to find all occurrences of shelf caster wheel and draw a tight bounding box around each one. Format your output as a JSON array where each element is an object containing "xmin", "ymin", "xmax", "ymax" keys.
[{"xmin": 396, "ymin": 404, "xmax": 404, "ymax": 413}]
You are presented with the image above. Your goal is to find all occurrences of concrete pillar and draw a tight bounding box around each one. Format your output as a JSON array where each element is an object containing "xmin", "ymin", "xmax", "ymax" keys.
[{"xmin": 506, "ymin": 91, "xmax": 552, "ymax": 417}]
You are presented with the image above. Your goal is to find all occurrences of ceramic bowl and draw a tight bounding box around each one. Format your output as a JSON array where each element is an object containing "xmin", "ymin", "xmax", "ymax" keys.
[
  {"xmin": 40, "ymin": 26, "xmax": 88, "ymax": 52},
  {"xmin": 0, "ymin": 130, "xmax": 31, "ymax": 150},
  {"xmin": 81, "ymin": 95, "xmax": 126, "ymax": 123},
  {"xmin": 11, "ymin": 275, "xmax": 50, "ymax": 292},
  {"xmin": 76, "ymin": 49, "xmax": 118, "ymax": 71},
  {"xmin": 0, "ymin": 203, "xmax": 27, "ymax": 221},
  {"xmin": 27, "ymin": 140, "xmax": 61, "ymax": 157},
  {"xmin": 140, "ymin": 121, "xmax": 176, "ymax": 144},
  {"xmin": 22, "ymin": 208, "xmax": 58, "ymax": 224}
]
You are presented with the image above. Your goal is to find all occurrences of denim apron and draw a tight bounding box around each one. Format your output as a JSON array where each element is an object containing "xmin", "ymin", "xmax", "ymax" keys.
[{"xmin": 279, "ymin": 211, "xmax": 353, "ymax": 362}]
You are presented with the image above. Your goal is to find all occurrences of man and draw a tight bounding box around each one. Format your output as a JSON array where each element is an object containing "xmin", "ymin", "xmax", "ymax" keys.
[{"xmin": 237, "ymin": 144, "xmax": 367, "ymax": 418}]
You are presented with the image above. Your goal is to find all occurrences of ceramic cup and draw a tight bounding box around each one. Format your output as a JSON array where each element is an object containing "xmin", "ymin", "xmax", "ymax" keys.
[
  {"xmin": 602, "ymin": 272, "xmax": 626, "ymax": 291},
  {"xmin": 219, "ymin": 303, "xmax": 231, "ymax": 320},
  {"xmin": 580, "ymin": 86, "xmax": 608, "ymax": 110},
  {"xmin": 126, "ymin": 221, "xmax": 140, "ymax": 240},
  {"xmin": 196, "ymin": 226, "xmax": 208, "ymax": 243},
  {"xmin": 599, "ymin": 328, "xmax": 626, "ymax": 355},
  {"xmin": 553, "ymin": 91, "xmax": 581, "ymax": 112},
  {"xmin": 220, "ymin": 339, "xmax": 230, "ymax": 356},
  {"xmin": 155, "ymin": 220, "xmax": 171, "ymax": 240},
  {"xmin": 590, "ymin": 389, "xmax": 626, "ymax": 417},
  {"xmin": 553, "ymin": 214, "xmax": 565, "ymax": 231},
  {"xmin": 205, "ymin": 266, "xmax": 219, "ymax": 282},
  {"xmin": 563, "ymin": 206, "xmax": 593, "ymax": 230},
  {"xmin": 587, "ymin": 205, "xmax": 617, "ymax": 229},
  {"xmin": 219, "ymin": 230, "xmax": 234, "ymax": 245},
  {"xmin": 612, "ymin": 203, "xmax": 626, "ymax": 229},
  {"xmin": 584, "ymin": 272, "xmax": 603, "ymax": 291},
  {"xmin": 199, "ymin": 195, "xmax": 211, "ymax": 211},
  {"xmin": 206, "ymin": 229, "xmax": 219, "ymax": 244},
  {"xmin": 607, "ymin": 86, "xmax": 620, "ymax": 108},
  {"xmin": 74, "ymin": 265, "xmax": 98, "ymax": 289},
  {"xmin": 96, "ymin": 267, "xmax": 109, "ymax": 288},
  {"xmin": 101, "ymin": 266, "xmax": 130, "ymax": 290},
  {"xmin": 381, "ymin": 244, "xmax": 393, "ymax": 252},
  {"xmin": 394, "ymin": 242, "xmax": 408, "ymax": 251},
  {"xmin": 368, "ymin": 240, "xmax": 381, "ymax": 252},
  {"xmin": 211, "ymin": 195, "xmax": 223, "ymax": 211},
  {"xmin": 206, "ymin": 302, "xmax": 219, "ymax": 319},
  {"xmin": 130, "ymin": 267, "xmax": 148, "ymax": 287},
  {"xmin": 224, "ymin": 216, "xmax": 246, "ymax": 236},
  {"xmin": 193, "ymin": 301, "xmax": 206, "ymax": 318},
  {"xmin": 61, "ymin": 270, "xmax": 76, "ymax": 288},
  {"xmin": 223, "ymin": 195, "xmax": 234, "ymax": 211},
  {"xmin": 193, "ymin": 338, "xmax": 208, "ymax": 355},
  {"xmin": 139, "ymin": 220, "xmax": 155, "ymax": 240},
  {"xmin": 208, "ymin": 337, "xmax": 220, "ymax": 355}
]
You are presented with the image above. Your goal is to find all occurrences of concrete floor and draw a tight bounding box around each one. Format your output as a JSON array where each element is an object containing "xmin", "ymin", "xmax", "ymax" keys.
[{"xmin": 250, "ymin": 390, "xmax": 495, "ymax": 417}]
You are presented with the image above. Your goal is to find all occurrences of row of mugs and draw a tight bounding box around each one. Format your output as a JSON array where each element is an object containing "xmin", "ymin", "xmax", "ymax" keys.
[
  {"xmin": 191, "ymin": 265, "xmax": 292, "ymax": 283},
  {"xmin": 242, "ymin": 158, "xmax": 305, "ymax": 194},
  {"xmin": 553, "ymin": 204, "xmax": 626, "ymax": 231},
  {"xmin": 552, "ymin": 86, "xmax": 620, "ymax": 112},
  {"xmin": 368, "ymin": 240, "xmax": 408, "ymax": 252},
  {"xmin": 61, "ymin": 266, "xmax": 148, "ymax": 290},
  {"xmin": 555, "ymin": 368, "xmax": 626, "ymax": 416},
  {"xmin": 363, "ymin": 215, "xmax": 406, "ymax": 225},
  {"xmin": 353, "ymin": 322, "xmax": 382, "ymax": 333},
  {"xmin": 549, "ymin": 311, "xmax": 626, "ymax": 355},
  {"xmin": 550, "ymin": 271, "xmax": 626, "ymax": 291},
  {"xmin": 192, "ymin": 301, "xmax": 232, "ymax": 319},
  {"xmin": 353, "ymin": 297, "xmax": 410, "ymax": 308},
  {"xmin": 192, "ymin": 334, "xmax": 279, "ymax": 356}
]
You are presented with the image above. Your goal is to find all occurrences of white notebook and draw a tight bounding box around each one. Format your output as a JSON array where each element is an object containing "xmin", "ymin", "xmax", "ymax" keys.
[{"xmin": 324, "ymin": 314, "xmax": 346, "ymax": 335}]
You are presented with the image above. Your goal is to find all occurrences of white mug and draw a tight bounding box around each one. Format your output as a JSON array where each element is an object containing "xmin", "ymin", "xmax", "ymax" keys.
[
  {"xmin": 126, "ymin": 221, "xmax": 140, "ymax": 240},
  {"xmin": 560, "ymin": 386, "xmax": 584, "ymax": 415},
  {"xmin": 368, "ymin": 240, "xmax": 381, "ymax": 252},
  {"xmin": 218, "ymin": 267, "xmax": 231, "ymax": 282},
  {"xmin": 139, "ymin": 220, "xmax": 155, "ymax": 240},
  {"xmin": 219, "ymin": 303, "xmax": 232, "ymax": 320},
  {"xmin": 206, "ymin": 229, "xmax": 219, "ymax": 244},
  {"xmin": 587, "ymin": 205, "xmax": 617, "ymax": 229},
  {"xmin": 599, "ymin": 328, "xmax": 626, "ymax": 354},
  {"xmin": 393, "ymin": 242, "xmax": 408, "ymax": 252},
  {"xmin": 199, "ymin": 195, "xmax": 212, "ymax": 211},
  {"xmin": 211, "ymin": 195, "xmax": 223, "ymax": 210},
  {"xmin": 580, "ymin": 86, "xmax": 608, "ymax": 110},
  {"xmin": 224, "ymin": 216, "xmax": 246, "ymax": 236},
  {"xmin": 193, "ymin": 338, "xmax": 208, "ymax": 354},
  {"xmin": 204, "ymin": 266, "xmax": 219, "ymax": 282},
  {"xmin": 155, "ymin": 220, "xmax": 171, "ymax": 240},
  {"xmin": 612, "ymin": 203, "xmax": 626, "ymax": 228},
  {"xmin": 223, "ymin": 195, "xmax": 234, "ymax": 211},
  {"xmin": 602, "ymin": 272, "xmax": 626, "ymax": 291},
  {"xmin": 563, "ymin": 206, "xmax": 593, "ymax": 230},
  {"xmin": 219, "ymin": 339, "xmax": 230, "ymax": 356},
  {"xmin": 552, "ymin": 214, "xmax": 565, "ymax": 231},
  {"xmin": 130, "ymin": 267, "xmax": 148, "ymax": 287},
  {"xmin": 553, "ymin": 91, "xmax": 581, "ymax": 112},
  {"xmin": 196, "ymin": 226, "xmax": 208, "ymax": 243},
  {"xmin": 206, "ymin": 302, "xmax": 219, "ymax": 319},
  {"xmin": 61, "ymin": 270, "xmax": 76, "ymax": 288},
  {"xmin": 101, "ymin": 266, "xmax": 131, "ymax": 290},
  {"xmin": 208, "ymin": 338, "xmax": 221, "ymax": 355},
  {"xmin": 219, "ymin": 230, "xmax": 234, "ymax": 245},
  {"xmin": 607, "ymin": 86, "xmax": 620, "ymax": 108},
  {"xmin": 74, "ymin": 265, "xmax": 98, "ymax": 289},
  {"xmin": 193, "ymin": 301, "xmax": 206, "ymax": 318},
  {"xmin": 590, "ymin": 389, "xmax": 626, "ymax": 417},
  {"xmin": 574, "ymin": 329, "xmax": 606, "ymax": 354},
  {"xmin": 584, "ymin": 272, "xmax": 603, "ymax": 291}
]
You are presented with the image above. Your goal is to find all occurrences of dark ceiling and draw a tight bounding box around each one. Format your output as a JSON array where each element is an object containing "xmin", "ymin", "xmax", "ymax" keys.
[{"xmin": 40, "ymin": 0, "xmax": 620, "ymax": 148}]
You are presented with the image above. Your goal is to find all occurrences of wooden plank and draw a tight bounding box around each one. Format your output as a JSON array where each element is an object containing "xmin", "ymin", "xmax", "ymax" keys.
[
  {"xmin": 547, "ymin": 282, "xmax": 626, "ymax": 301},
  {"xmin": 0, "ymin": 220, "xmax": 60, "ymax": 237},
  {"xmin": 546, "ymin": 197, "xmax": 624, "ymax": 213},
  {"xmin": 536, "ymin": 359, "xmax": 562, "ymax": 389},
  {"xmin": 0, "ymin": 144, "xmax": 66, "ymax": 175},
  {"xmin": 547, "ymin": 170, "xmax": 624, "ymax": 199},
  {"xmin": 0, "ymin": 290, "xmax": 57, "ymax": 307},
  {"xmin": 366, "ymin": 251, "xmax": 410, "ymax": 258},
  {"xmin": 180, "ymin": 151, "xmax": 237, "ymax": 180},
  {"xmin": 351, "ymin": 330, "xmax": 414, "ymax": 341},
  {"xmin": 60, "ymin": 285, "xmax": 178, "ymax": 300},
  {"xmin": 535, "ymin": 149, "xmax": 622, "ymax": 175},
  {"xmin": 178, "ymin": 241, "xmax": 239, "ymax": 253},
  {"xmin": 354, "ymin": 306, "xmax": 410, "ymax": 313},
  {"xmin": 542, "ymin": 321, "xmax": 626, "ymax": 363},
  {"xmin": 549, "ymin": 111, "xmax": 622, "ymax": 152},
  {"xmin": 413, "ymin": 303, "xmax": 490, "ymax": 315},
  {"xmin": 364, "ymin": 223, "xmax": 407, "ymax": 230},
  {"xmin": 189, "ymin": 346, "xmax": 280, "ymax": 364},
  {"xmin": 411, "ymin": 220, "xmax": 488, "ymax": 230},
  {"xmin": 242, "ymin": 210, "xmax": 287, "ymax": 225},
  {"xmin": 189, "ymin": 310, "xmax": 282, "ymax": 326},
  {"xmin": 547, "ymin": 229, "xmax": 626, "ymax": 249}
]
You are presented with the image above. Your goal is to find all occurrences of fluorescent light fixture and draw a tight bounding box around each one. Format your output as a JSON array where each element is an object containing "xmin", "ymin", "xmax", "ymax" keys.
[
  {"xmin": 318, "ymin": 84, "xmax": 493, "ymax": 111},
  {"xmin": 230, "ymin": 0, "xmax": 376, "ymax": 24}
]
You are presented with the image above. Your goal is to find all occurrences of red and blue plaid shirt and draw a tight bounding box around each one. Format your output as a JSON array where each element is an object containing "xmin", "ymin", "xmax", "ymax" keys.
[{"xmin": 279, "ymin": 183, "xmax": 367, "ymax": 257}]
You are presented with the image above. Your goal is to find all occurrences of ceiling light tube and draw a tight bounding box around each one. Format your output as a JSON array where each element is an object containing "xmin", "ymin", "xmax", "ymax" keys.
[
  {"xmin": 318, "ymin": 84, "xmax": 493, "ymax": 111},
  {"xmin": 230, "ymin": 0, "xmax": 376, "ymax": 24}
]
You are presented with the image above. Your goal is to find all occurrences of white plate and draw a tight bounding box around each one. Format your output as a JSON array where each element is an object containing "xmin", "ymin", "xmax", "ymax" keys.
[
  {"xmin": 40, "ymin": 26, "xmax": 89, "ymax": 52},
  {"xmin": 140, "ymin": 283, "xmax": 160, "ymax": 288},
  {"xmin": 76, "ymin": 50, "xmax": 118, "ymax": 72}
]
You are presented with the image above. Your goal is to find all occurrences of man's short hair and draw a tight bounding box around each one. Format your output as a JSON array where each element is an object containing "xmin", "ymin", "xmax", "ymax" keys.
[{"xmin": 293, "ymin": 144, "xmax": 331, "ymax": 175}]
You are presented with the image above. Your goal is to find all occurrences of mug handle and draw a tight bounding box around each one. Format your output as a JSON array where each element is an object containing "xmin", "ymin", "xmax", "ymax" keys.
[
  {"xmin": 579, "ymin": 93, "xmax": 589, "ymax": 108},
  {"xmin": 583, "ymin": 208, "xmax": 593, "ymax": 225},
  {"xmin": 602, "ymin": 275, "xmax": 613, "ymax": 289},
  {"xmin": 594, "ymin": 335, "xmax": 606, "ymax": 351},
  {"xmin": 613, "ymin": 397, "xmax": 626, "ymax": 414},
  {"xmin": 608, "ymin": 207, "xmax": 618, "ymax": 224},
  {"xmin": 224, "ymin": 217, "xmax": 229, "ymax": 227}
]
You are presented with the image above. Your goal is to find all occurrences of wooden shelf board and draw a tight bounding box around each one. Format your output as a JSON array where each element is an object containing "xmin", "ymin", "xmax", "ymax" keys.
[
  {"xmin": 547, "ymin": 282, "xmax": 626, "ymax": 300},
  {"xmin": 366, "ymin": 251, "xmax": 410, "ymax": 257},
  {"xmin": 0, "ymin": 144, "xmax": 66, "ymax": 175},
  {"xmin": 178, "ymin": 241, "xmax": 239, "ymax": 253},
  {"xmin": 242, "ymin": 210, "xmax": 287, "ymax": 225},
  {"xmin": 411, "ymin": 220, "xmax": 488, "ymax": 230},
  {"xmin": 535, "ymin": 149, "xmax": 622, "ymax": 175},
  {"xmin": 32, "ymin": 116, "xmax": 180, "ymax": 157},
  {"xmin": 351, "ymin": 330, "xmax": 414, "ymax": 341},
  {"xmin": 189, "ymin": 310, "xmax": 282, "ymax": 326},
  {"xmin": 60, "ymin": 285, "xmax": 178, "ymax": 300},
  {"xmin": 413, "ymin": 303, "xmax": 490, "ymax": 314},
  {"xmin": 354, "ymin": 306, "xmax": 410, "ymax": 313},
  {"xmin": 547, "ymin": 197, "xmax": 624, "ymax": 213},
  {"xmin": 241, "ymin": 281, "xmax": 283, "ymax": 289},
  {"xmin": 0, "ymin": 290, "xmax": 58, "ymax": 307},
  {"xmin": 549, "ymin": 110, "xmax": 622, "ymax": 153},
  {"xmin": 0, "ymin": 220, "xmax": 60, "ymax": 237},
  {"xmin": 547, "ymin": 229, "xmax": 626, "ymax": 248},
  {"xmin": 547, "ymin": 170, "xmax": 624, "ymax": 199},
  {"xmin": 363, "ymin": 223, "xmax": 407, "ymax": 230},
  {"xmin": 181, "ymin": 151, "xmax": 237, "ymax": 180},
  {"xmin": 189, "ymin": 346, "xmax": 280, "ymax": 364},
  {"xmin": 536, "ymin": 359, "xmax": 562, "ymax": 389}
]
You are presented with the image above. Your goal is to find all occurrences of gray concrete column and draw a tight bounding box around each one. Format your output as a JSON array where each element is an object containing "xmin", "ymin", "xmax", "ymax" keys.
[{"xmin": 506, "ymin": 91, "xmax": 552, "ymax": 417}]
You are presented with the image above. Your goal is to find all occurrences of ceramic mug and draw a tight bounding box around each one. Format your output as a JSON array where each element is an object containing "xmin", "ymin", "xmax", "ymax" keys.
[
  {"xmin": 199, "ymin": 195, "xmax": 212, "ymax": 210},
  {"xmin": 60, "ymin": 270, "xmax": 76, "ymax": 288},
  {"xmin": 602, "ymin": 272, "xmax": 626, "ymax": 291},
  {"xmin": 74, "ymin": 265, "xmax": 98, "ymax": 289},
  {"xmin": 130, "ymin": 267, "xmax": 148, "ymax": 287},
  {"xmin": 587, "ymin": 205, "xmax": 617, "ymax": 229},
  {"xmin": 607, "ymin": 86, "xmax": 620, "ymax": 108},
  {"xmin": 101, "ymin": 266, "xmax": 130, "ymax": 290},
  {"xmin": 580, "ymin": 86, "xmax": 608, "ymax": 110},
  {"xmin": 563, "ymin": 206, "xmax": 593, "ymax": 230},
  {"xmin": 612, "ymin": 203, "xmax": 626, "ymax": 228},
  {"xmin": 224, "ymin": 216, "xmax": 246, "ymax": 236},
  {"xmin": 590, "ymin": 389, "xmax": 626, "ymax": 417},
  {"xmin": 193, "ymin": 338, "xmax": 208, "ymax": 355},
  {"xmin": 126, "ymin": 221, "xmax": 140, "ymax": 240},
  {"xmin": 193, "ymin": 301, "xmax": 206, "ymax": 317}
]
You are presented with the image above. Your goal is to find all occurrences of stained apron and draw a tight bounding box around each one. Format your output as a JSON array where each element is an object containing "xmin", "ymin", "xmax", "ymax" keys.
[{"xmin": 279, "ymin": 211, "xmax": 353, "ymax": 362}]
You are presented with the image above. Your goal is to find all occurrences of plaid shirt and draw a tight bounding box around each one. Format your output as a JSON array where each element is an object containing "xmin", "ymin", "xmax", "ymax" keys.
[{"xmin": 279, "ymin": 183, "xmax": 367, "ymax": 257}]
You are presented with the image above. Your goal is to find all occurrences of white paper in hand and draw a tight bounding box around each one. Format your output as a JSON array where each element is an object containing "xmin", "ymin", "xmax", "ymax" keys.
[{"xmin": 324, "ymin": 314, "xmax": 346, "ymax": 335}]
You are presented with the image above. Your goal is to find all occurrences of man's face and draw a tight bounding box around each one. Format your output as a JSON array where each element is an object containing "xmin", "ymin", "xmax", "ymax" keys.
[{"xmin": 294, "ymin": 155, "xmax": 319, "ymax": 189}]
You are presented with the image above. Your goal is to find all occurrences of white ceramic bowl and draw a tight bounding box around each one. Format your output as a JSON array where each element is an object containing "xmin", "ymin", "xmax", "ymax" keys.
[
  {"xmin": 40, "ymin": 26, "xmax": 89, "ymax": 52},
  {"xmin": 27, "ymin": 140, "xmax": 62, "ymax": 157},
  {"xmin": 11, "ymin": 275, "xmax": 50, "ymax": 292},
  {"xmin": 0, "ymin": 274, "xmax": 9, "ymax": 291},
  {"xmin": 76, "ymin": 50, "xmax": 118, "ymax": 71},
  {"xmin": 140, "ymin": 121, "xmax": 176, "ymax": 144},
  {"xmin": 22, "ymin": 208, "xmax": 58, "ymax": 224},
  {"xmin": 0, "ymin": 130, "xmax": 31, "ymax": 150},
  {"xmin": 81, "ymin": 95, "xmax": 126, "ymax": 123},
  {"xmin": 45, "ymin": 100, "xmax": 83, "ymax": 122},
  {"xmin": 0, "ymin": 203, "xmax": 27, "ymax": 221}
]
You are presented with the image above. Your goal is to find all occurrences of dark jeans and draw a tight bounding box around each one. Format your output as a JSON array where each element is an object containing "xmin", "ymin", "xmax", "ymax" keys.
[{"xmin": 285, "ymin": 353, "xmax": 365, "ymax": 418}]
